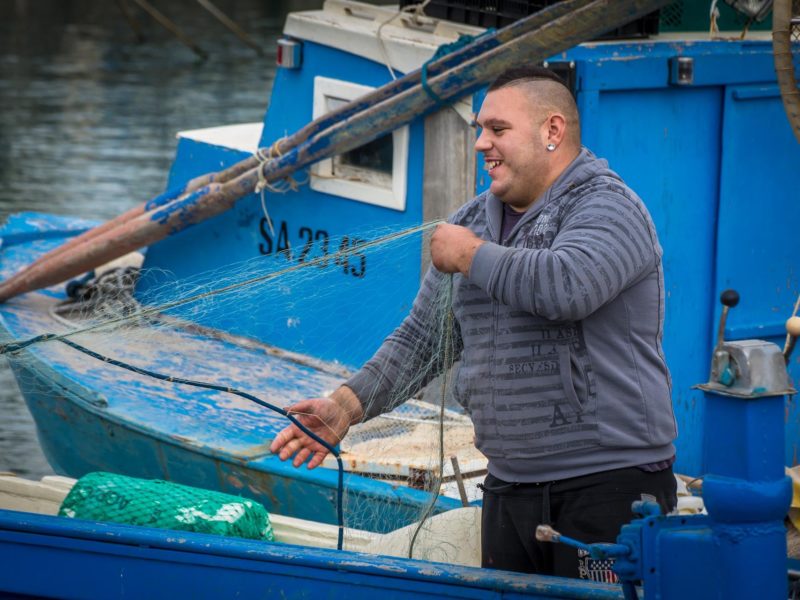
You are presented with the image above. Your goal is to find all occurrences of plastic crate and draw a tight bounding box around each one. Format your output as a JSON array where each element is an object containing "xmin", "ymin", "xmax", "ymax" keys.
[{"xmin": 399, "ymin": 0, "xmax": 660, "ymax": 39}]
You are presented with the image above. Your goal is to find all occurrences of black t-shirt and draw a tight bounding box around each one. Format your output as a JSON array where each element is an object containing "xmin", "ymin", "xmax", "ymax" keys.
[{"xmin": 500, "ymin": 202, "xmax": 526, "ymax": 245}]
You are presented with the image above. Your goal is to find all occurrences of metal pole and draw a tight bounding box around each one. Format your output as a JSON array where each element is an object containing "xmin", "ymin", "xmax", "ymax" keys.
[
  {"xmin": 131, "ymin": 0, "xmax": 208, "ymax": 60},
  {"xmin": 195, "ymin": 0, "xmax": 263, "ymax": 56},
  {"xmin": 449, "ymin": 456, "xmax": 469, "ymax": 507}
]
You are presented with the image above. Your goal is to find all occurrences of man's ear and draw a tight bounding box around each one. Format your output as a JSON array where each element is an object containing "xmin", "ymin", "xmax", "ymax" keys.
[{"xmin": 545, "ymin": 112, "xmax": 567, "ymax": 146}]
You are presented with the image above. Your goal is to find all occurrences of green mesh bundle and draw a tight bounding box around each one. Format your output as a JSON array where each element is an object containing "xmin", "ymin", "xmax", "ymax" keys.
[{"xmin": 58, "ymin": 472, "xmax": 274, "ymax": 541}]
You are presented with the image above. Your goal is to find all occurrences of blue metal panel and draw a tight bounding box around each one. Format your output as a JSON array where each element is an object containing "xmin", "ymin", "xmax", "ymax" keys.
[
  {"xmin": 699, "ymin": 384, "xmax": 792, "ymax": 600},
  {"xmin": 704, "ymin": 393, "xmax": 788, "ymax": 481},
  {"xmin": 714, "ymin": 84, "xmax": 800, "ymax": 467},
  {"xmin": 574, "ymin": 39, "xmax": 778, "ymax": 91}
]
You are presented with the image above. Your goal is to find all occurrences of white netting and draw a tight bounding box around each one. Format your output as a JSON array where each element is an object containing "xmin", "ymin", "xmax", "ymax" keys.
[{"xmin": 0, "ymin": 219, "xmax": 484, "ymax": 564}]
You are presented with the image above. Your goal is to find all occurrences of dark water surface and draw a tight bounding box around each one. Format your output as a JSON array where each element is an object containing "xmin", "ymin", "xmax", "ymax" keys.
[{"xmin": 0, "ymin": 0, "xmax": 322, "ymax": 478}]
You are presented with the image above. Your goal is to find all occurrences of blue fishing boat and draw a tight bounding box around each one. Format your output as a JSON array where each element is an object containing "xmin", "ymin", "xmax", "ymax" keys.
[{"xmin": 0, "ymin": 0, "xmax": 798, "ymax": 551}]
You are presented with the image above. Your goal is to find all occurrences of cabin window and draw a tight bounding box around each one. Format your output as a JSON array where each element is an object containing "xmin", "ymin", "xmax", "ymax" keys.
[
  {"xmin": 311, "ymin": 77, "xmax": 408, "ymax": 211},
  {"xmin": 336, "ymin": 132, "xmax": 393, "ymax": 176}
]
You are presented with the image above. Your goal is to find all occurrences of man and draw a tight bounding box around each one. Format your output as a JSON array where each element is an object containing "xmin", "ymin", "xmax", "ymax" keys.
[{"xmin": 270, "ymin": 66, "xmax": 677, "ymax": 580}]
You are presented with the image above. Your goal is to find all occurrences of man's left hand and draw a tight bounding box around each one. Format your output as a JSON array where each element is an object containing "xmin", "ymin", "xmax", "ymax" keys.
[{"xmin": 430, "ymin": 223, "xmax": 484, "ymax": 275}]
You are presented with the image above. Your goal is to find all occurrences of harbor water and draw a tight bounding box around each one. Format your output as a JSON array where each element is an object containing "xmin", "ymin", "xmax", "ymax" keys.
[{"xmin": 0, "ymin": 0, "xmax": 322, "ymax": 477}]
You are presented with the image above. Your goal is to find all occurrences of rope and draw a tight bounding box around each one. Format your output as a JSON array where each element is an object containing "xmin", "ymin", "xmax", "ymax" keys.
[
  {"xmin": 740, "ymin": 15, "xmax": 754, "ymax": 39},
  {"xmin": 56, "ymin": 336, "xmax": 347, "ymax": 551},
  {"xmin": 408, "ymin": 274, "xmax": 454, "ymax": 558},
  {"xmin": 374, "ymin": 1, "xmax": 490, "ymax": 105},
  {"xmin": 255, "ymin": 147, "xmax": 277, "ymax": 237},
  {"xmin": 709, "ymin": 0, "xmax": 720, "ymax": 37},
  {"xmin": 253, "ymin": 139, "xmax": 307, "ymax": 243},
  {"xmin": 375, "ymin": 0, "xmax": 433, "ymax": 81},
  {"xmin": 255, "ymin": 139, "xmax": 307, "ymax": 195},
  {"xmin": 773, "ymin": 0, "xmax": 800, "ymax": 144}
]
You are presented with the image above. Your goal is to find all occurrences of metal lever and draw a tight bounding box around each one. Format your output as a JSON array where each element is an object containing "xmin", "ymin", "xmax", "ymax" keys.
[
  {"xmin": 711, "ymin": 289, "xmax": 740, "ymax": 386},
  {"xmin": 716, "ymin": 289, "xmax": 740, "ymax": 348},
  {"xmin": 783, "ymin": 316, "xmax": 800, "ymax": 365},
  {"xmin": 535, "ymin": 525, "xmax": 630, "ymax": 559}
]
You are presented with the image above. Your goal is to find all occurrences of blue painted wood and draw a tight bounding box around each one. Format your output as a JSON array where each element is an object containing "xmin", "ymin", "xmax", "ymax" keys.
[
  {"xmin": 0, "ymin": 510, "xmax": 625, "ymax": 599},
  {"xmin": 0, "ymin": 212, "xmax": 95, "ymax": 252}
]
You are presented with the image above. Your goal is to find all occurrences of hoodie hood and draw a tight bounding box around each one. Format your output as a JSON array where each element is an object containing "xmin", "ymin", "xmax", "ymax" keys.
[{"xmin": 484, "ymin": 147, "xmax": 623, "ymax": 243}]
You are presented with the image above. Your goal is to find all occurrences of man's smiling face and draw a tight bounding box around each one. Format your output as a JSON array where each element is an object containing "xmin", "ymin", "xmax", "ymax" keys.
[{"xmin": 474, "ymin": 85, "xmax": 551, "ymax": 212}]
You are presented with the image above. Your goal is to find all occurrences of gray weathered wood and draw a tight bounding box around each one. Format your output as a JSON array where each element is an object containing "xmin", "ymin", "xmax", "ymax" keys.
[{"xmin": 421, "ymin": 105, "xmax": 477, "ymax": 277}]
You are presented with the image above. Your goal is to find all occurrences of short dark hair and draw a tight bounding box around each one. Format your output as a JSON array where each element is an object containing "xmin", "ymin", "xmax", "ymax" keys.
[
  {"xmin": 488, "ymin": 66, "xmax": 569, "ymax": 93},
  {"xmin": 487, "ymin": 65, "xmax": 581, "ymax": 148}
]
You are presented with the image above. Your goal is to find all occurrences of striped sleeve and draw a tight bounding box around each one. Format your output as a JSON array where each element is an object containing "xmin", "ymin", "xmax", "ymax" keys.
[{"xmin": 469, "ymin": 193, "xmax": 657, "ymax": 321}]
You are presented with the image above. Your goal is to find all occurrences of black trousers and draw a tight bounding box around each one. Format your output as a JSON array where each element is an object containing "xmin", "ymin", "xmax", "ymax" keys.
[{"xmin": 480, "ymin": 466, "xmax": 677, "ymax": 580}]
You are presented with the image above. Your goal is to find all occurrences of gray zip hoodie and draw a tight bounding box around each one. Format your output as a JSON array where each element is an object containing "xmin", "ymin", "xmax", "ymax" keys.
[{"xmin": 347, "ymin": 148, "xmax": 677, "ymax": 482}]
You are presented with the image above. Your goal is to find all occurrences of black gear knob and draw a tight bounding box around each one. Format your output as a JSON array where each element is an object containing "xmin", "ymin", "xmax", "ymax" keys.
[{"xmin": 720, "ymin": 289, "xmax": 740, "ymax": 309}]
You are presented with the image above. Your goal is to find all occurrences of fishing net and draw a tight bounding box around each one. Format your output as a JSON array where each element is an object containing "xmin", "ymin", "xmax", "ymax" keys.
[
  {"xmin": 59, "ymin": 471, "xmax": 274, "ymax": 541},
  {"xmin": 0, "ymin": 214, "xmax": 482, "ymax": 564}
]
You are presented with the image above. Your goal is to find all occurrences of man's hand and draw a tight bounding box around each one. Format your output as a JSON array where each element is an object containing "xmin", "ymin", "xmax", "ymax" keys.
[
  {"xmin": 430, "ymin": 224, "xmax": 484, "ymax": 275},
  {"xmin": 269, "ymin": 386, "xmax": 363, "ymax": 469}
]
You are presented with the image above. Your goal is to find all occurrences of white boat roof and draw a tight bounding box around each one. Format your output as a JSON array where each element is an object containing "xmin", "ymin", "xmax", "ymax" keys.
[
  {"xmin": 285, "ymin": 0, "xmax": 485, "ymax": 75},
  {"xmin": 177, "ymin": 122, "xmax": 263, "ymax": 153}
]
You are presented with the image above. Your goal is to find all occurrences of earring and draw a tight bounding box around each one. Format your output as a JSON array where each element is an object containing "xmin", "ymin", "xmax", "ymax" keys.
[{"xmin": 546, "ymin": 143, "xmax": 556, "ymax": 152}]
